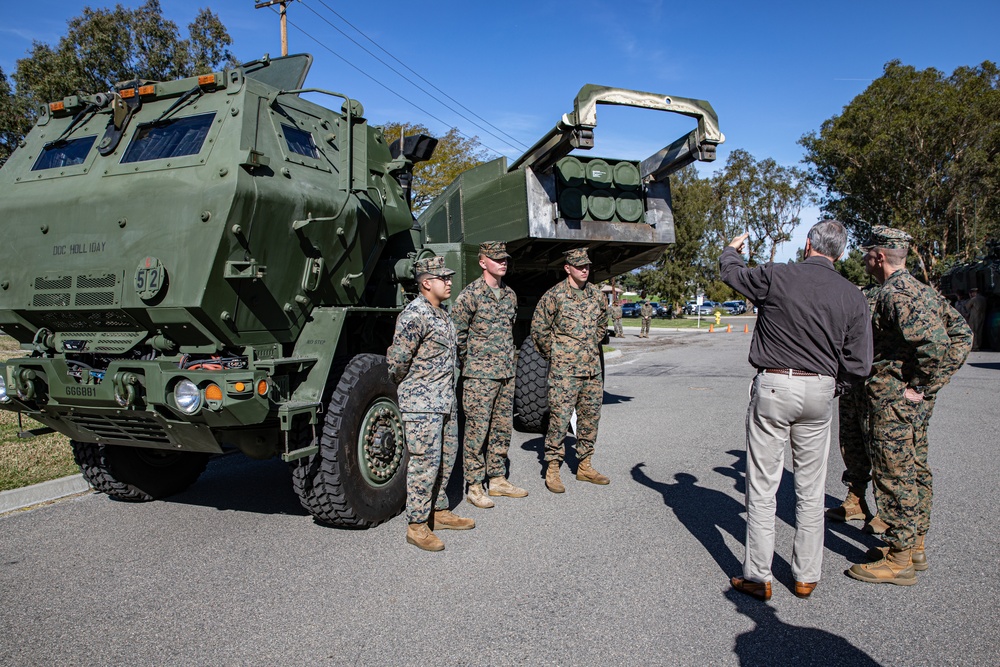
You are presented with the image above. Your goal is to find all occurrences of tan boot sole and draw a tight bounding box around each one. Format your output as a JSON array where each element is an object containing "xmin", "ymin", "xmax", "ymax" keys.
[
  {"xmin": 406, "ymin": 535, "xmax": 444, "ymax": 552},
  {"xmin": 846, "ymin": 563, "xmax": 916, "ymax": 585},
  {"xmin": 488, "ymin": 488, "xmax": 528, "ymax": 498}
]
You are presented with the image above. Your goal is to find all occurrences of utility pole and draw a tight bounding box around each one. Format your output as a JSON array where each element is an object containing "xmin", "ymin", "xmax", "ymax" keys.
[{"xmin": 254, "ymin": 0, "xmax": 294, "ymax": 56}]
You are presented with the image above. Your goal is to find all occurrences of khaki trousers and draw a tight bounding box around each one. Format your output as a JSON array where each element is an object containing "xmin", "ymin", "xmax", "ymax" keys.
[{"xmin": 743, "ymin": 371, "xmax": 835, "ymax": 584}]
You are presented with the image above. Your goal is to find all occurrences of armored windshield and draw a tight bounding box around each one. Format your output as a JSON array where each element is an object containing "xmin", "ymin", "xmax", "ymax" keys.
[
  {"xmin": 282, "ymin": 124, "xmax": 320, "ymax": 159},
  {"xmin": 121, "ymin": 113, "xmax": 216, "ymax": 164},
  {"xmin": 31, "ymin": 136, "xmax": 97, "ymax": 171}
]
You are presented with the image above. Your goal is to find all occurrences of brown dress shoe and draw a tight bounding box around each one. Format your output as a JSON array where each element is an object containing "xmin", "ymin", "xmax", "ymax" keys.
[
  {"xmin": 730, "ymin": 576, "xmax": 771, "ymax": 601},
  {"xmin": 794, "ymin": 581, "xmax": 817, "ymax": 598}
]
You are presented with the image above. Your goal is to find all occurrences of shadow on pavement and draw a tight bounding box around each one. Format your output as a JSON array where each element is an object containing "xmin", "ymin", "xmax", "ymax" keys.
[
  {"xmin": 714, "ymin": 449, "xmax": 879, "ymax": 564},
  {"xmin": 520, "ymin": 435, "xmax": 580, "ymax": 478},
  {"xmin": 602, "ymin": 390, "xmax": 634, "ymax": 405},
  {"xmin": 726, "ymin": 588, "xmax": 882, "ymax": 666},
  {"xmin": 630, "ymin": 462, "xmax": 753, "ymax": 578},
  {"xmin": 166, "ymin": 453, "xmax": 309, "ymax": 517}
]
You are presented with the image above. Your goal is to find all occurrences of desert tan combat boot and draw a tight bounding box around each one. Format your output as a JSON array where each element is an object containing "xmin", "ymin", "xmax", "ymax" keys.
[
  {"xmin": 488, "ymin": 476, "xmax": 528, "ymax": 498},
  {"xmin": 466, "ymin": 483, "xmax": 495, "ymax": 508},
  {"xmin": 867, "ymin": 534, "xmax": 928, "ymax": 571},
  {"xmin": 825, "ymin": 487, "xmax": 872, "ymax": 522},
  {"xmin": 847, "ymin": 547, "xmax": 916, "ymax": 585},
  {"xmin": 863, "ymin": 514, "xmax": 890, "ymax": 535},
  {"xmin": 432, "ymin": 509, "xmax": 475, "ymax": 530},
  {"xmin": 545, "ymin": 461, "xmax": 565, "ymax": 493},
  {"xmin": 576, "ymin": 456, "xmax": 610, "ymax": 485},
  {"xmin": 406, "ymin": 522, "xmax": 444, "ymax": 551}
]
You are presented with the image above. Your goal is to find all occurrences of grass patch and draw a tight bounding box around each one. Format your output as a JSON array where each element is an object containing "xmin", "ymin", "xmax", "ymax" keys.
[
  {"xmin": 619, "ymin": 316, "xmax": 749, "ymax": 329},
  {"xmin": 0, "ymin": 336, "xmax": 78, "ymax": 492}
]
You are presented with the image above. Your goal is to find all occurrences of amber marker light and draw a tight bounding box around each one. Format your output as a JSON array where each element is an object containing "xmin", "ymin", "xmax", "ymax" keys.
[
  {"xmin": 198, "ymin": 74, "xmax": 216, "ymax": 87},
  {"xmin": 205, "ymin": 384, "xmax": 223, "ymax": 401},
  {"xmin": 120, "ymin": 88, "xmax": 135, "ymax": 99},
  {"xmin": 257, "ymin": 380, "xmax": 269, "ymax": 396},
  {"xmin": 138, "ymin": 85, "xmax": 155, "ymax": 96},
  {"xmin": 49, "ymin": 101, "xmax": 65, "ymax": 112},
  {"xmin": 234, "ymin": 381, "xmax": 246, "ymax": 393}
]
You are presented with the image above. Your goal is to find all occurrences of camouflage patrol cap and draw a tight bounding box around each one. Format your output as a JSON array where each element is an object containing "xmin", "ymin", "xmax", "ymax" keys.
[
  {"xmin": 479, "ymin": 241, "xmax": 511, "ymax": 260},
  {"xmin": 413, "ymin": 255, "xmax": 455, "ymax": 278},
  {"xmin": 563, "ymin": 248, "xmax": 592, "ymax": 267},
  {"xmin": 861, "ymin": 225, "xmax": 912, "ymax": 250}
]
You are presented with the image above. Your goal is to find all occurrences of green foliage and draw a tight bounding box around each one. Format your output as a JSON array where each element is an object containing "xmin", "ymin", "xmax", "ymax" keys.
[
  {"xmin": 835, "ymin": 248, "xmax": 871, "ymax": 287},
  {"xmin": 379, "ymin": 121, "xmax": 491, "ymax": 211},
  {"xmin": 638, "ymin": 165, "xmax": 717, "ymax": 305},
  {"xmin": 0, "ymin": 68, "xmax": 31, "ymax": 164},
  {"xmin": 800, "ymin": 59, "xmax": 1000, "ymax": 281},
  {"xmin": 712, "ymin": 148, "xmax": 812, "ymax": 264},
  {"xmin": 4, "ymin": 1, "xmax": 235, "ymax": 150}
]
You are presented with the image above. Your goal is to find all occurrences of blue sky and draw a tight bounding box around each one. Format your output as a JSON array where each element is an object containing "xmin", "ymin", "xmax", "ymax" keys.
[{"xmin": 3, "ymin": 1, "xmax": 997, "ymax": 261}]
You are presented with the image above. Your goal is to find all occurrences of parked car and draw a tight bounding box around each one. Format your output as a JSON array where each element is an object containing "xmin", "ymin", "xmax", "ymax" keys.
[
  {"xmin": 696, "ymin": 301, "xmax": 718, "ymax": 316},
  {"xmin": 683, "ymin": 300, "xmax": 699, "ymax": 315},
  {"xmin": 620, "ymin": 301, "xmax": 641, "ymax": 318},
  {"xmin": 723, "ymin": 300, "xmax": 747, "ymax": 315}
]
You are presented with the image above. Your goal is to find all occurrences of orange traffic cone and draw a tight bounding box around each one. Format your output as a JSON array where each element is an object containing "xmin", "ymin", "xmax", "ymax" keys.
[
  {"xmin": 743, "ymin": 324, "xmax": 749, "ymax": 333},
  {"xmin": 726, "ymin": 324, "xmax": 732, "ymax": 333},
  {"xmin": 708, "ymin": 324, "xmax": 714, "ymax": 333}
]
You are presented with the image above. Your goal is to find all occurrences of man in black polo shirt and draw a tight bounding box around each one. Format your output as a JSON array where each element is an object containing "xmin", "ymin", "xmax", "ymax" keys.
[{"xmin": 720, "ymin": 220, "xmax": 872, "ymax": 601}]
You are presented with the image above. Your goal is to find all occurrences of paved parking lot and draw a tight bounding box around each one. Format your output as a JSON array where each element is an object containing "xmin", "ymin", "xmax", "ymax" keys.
[{"xmin": 2, "ymin": 330, "xmax": 998, "ymax": 665}]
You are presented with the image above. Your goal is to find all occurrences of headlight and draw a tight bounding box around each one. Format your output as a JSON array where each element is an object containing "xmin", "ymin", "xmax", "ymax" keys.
[
  {"xmin": 0, "ymin": 375, "xmax": 8, "ymax": 403},
  {"xmin": 174, "ymin": 379, "xmax": 202, "ymax": 414}
]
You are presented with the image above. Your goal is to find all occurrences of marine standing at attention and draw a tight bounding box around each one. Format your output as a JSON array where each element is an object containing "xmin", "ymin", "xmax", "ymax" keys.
[
  {"xmin": 610, "ymin": 299, "xmax": 624, "ymax": 338},
  {"xmin": 639, "ymin": 301, "xmax": 653, "ymax": 338},
  {"xmin": 451, "ymin": 241, "xmax": 528, "ymax": 509},
  {"xmin": 847, "ymin": 226, "xmax": 971, "ymax": 585},
  {"xmin": 387, "ymin": 255, "xmax": 475, "ymax": 552},
  {"xmin": 531, "ymin": 248, "xmax": 610, "ymax": 493}
]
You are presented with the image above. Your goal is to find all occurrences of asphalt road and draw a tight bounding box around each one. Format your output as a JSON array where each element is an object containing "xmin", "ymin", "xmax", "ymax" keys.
[{"xmin": 2, "ymin": 329, "xmax": 998, "ymax": 666}]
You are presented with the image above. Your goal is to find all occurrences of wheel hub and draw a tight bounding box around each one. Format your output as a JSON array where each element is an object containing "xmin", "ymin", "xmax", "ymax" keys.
[{"xmin": 358, "ymin": 399, "xmax": 404, "ymax": 486}]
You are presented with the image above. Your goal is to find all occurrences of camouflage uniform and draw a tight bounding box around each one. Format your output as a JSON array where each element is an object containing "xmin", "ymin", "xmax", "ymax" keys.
[
  {"xmin": 531, "ymin": 249, "xmax": 608, "ymax": 464},
  {"xmin": 610, "ymin": 301, "xmax": 624, "ymax": 337},
  {"xmin": 386, "ymin": 257, "xmax": 460, "ymax": 524},
  {"xmin": 837, "ymin": 284, "xmax": 880, "ymax": 490},
  {"xmin": 867, "ymin": 265, "xmax": 971, "ymax": 550},
  {"xmin": 639, "ymin": 302, "xmax": 653, "ymax": 337},
  {"xmin": 451, "ymin": 244, "xmax": 517, "ymax": 487}
]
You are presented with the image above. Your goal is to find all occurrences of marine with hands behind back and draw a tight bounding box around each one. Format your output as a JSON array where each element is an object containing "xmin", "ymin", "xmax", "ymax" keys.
[
  {"xmin": 848, "ymin": 226, "xmax": 971, "ymax": 585},
  {"xmin": 530, "ymin": 248, "xmax": 610, "ymax": 493},
  {"xmin": 451, "ymin": 241, "xmax": 528, "ymax": 509}
]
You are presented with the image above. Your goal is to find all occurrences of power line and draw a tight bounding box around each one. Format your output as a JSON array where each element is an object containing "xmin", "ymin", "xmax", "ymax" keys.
[
  {"xmin": 309, "ymin": 0, "xmax": 529, "ymax": 151},
  {"xmin": 298, "ymin": 0, "xmax": 527, "ymax": 154},
  {"xmin": 270, "ymin": 8, "xmax": 510, "ymax": 157}
]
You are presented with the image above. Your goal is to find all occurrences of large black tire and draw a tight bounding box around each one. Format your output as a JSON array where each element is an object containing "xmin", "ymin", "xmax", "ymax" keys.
[
  {"xmin": 291, "ymin": 353, "xmax": 408, "ymax": 527},
  {"xmin": 513, "ymin": 336, "xmax": 550, "ymax": 433},
  {"xmin": 71, "ymin": 441, "xmax": 209, "ymax": 501}
]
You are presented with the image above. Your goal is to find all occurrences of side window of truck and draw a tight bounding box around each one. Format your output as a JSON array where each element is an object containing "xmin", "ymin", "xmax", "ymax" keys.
[
  {"xmin": 121, "ymin": 113, "xmax": 217, "ymax": 164},
  {"xmin": 281, "ymin": 124, "xmax": 320, "ymax": 159},
  {"xmin": 31, "ymin": 136, "xmax": 97, "ymax": 171}
]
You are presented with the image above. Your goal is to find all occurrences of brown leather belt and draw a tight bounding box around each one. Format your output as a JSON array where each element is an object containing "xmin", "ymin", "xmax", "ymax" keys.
[{"xmin": 760, "ymin": 368, "xmax": 819, "ymax": 377}]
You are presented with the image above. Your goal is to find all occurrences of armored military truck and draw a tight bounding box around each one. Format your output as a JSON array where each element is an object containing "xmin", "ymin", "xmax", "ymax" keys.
[
  {"xmin": 0, "ymin": 54, "xmax": 722, "ymax": 526},
  {"xmin": 940, "ymin": 241, "xmax": 1000, "ymax": 349}
]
